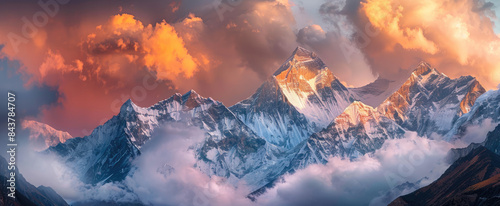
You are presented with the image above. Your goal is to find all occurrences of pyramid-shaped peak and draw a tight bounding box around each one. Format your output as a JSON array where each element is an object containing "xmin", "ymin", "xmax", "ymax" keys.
[
  {"xmin": 418, "ymin": 61, "xmax": 431, "ymax": 68},
  {"xmin": 273, "ymin": 47, "xmax": 326, "ymax": 76},
  {"xmin": 181, "ymin": 90, "xmax": 213, "ymax": 109},
  {"xmin": 182, "ymin": 89, "xmax": 202, "ymax": 102},
  {"xmin": 336, "ymin": 101, "xmax": 378, "ymax": 125},
  {"xmin": 120, "ymin": 99, "xmax": 139, "ymax": 114},
  {"xmin": 412, "ymin": 61, "xmax": 440, "ymax": 77},
  {"xmin": 292, "ymin": 46, "xmax": 317, "ymax": 59},
  {"xmin": 183, "ymin": 89, "xmax": 200, "ymax": 97},
  {"xmin": 345, "ymin": 101, "xmax": 375, "ymax": 113}
]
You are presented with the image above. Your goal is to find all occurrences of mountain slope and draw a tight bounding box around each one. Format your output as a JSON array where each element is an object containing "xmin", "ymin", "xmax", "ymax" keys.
[
  {"xmin": 447, "ymin": 123, "xmax": 500, "ymax": 163},
  {"xmin": 446, "ymin": 89, "xmax": 500, "ymax": 141},
  {"xmin": 290, "ymin": 101, "xmax": 406, "ymax": 169},
  {"xmin": 47, "ymin": 90, "xmax": 267, "ymax": 185},
  {"xmin": 484, "ymin": 123, "xmax": 500, "ymax": 155},
  {"xmin": 0, "ymin": 155, "xmax": 68, "ymax": 206},
  {"xmin": 231, "ymin": 47, "xmax": 355, "ymax": 149},
  {"xmin": 389, "ymin": 146, "xmax": 500, "ymax": 206},
  {"xmin": 229, "ymin": 79, "xmax": 316, "ymax": 150},
  {"xmin": 447, "ymin": 173, "xmax": 500, "ymax": 205},
  {"xmin": 378, "ymin": 62, "xmax": 485, "ymax": 137},
  {"xmin": 272, "ymin": 47, "xmax": 354, "ymax": 128}
]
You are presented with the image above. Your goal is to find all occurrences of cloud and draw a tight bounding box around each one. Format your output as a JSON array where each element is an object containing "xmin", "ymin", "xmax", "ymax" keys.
[
  {"xmin": 122, "ymin": 124, "xmax": 254, "ymax": 206},
  {"xmin": 256, "ymin": 133, "xmax": 453, "ymax": 206},
  {"xmin": 143, "ymin": 20, "xmax": 198, "ymax": 79},
  {"xmin": 472, "ymin": 1, "xmax": 495, "ymax": 13},
  {"xmin": 457, "ymin": 118, "xmax": 497, "ymax": 145},
  {"xmin": 297, "ymin": 25, "xmax": 327, "ymax": 43},
  {"xmin": 0, "ymin": 53, "xmax": 59, "ymax": 136},
  {"xmin": 444, "ymin": 118, "xmax": 499, "ymax": 148},
  {"xmin": 12, "ymin": 127, "xmax": 84, "ymax": 201},
  {"xmin": 362, "ymin": 0, "xmax": 438, "ymax": 54},
  {"xmin": 167, "ymin": 0, "xmax": 302, "ymax": 104},
  {"xmin": 349, "ymin": 0, "xmax": 500, "ymax": 87},
  {"xmin": 83, "ymin": 13, "xmax": 200, "ymax": 82},
  {"xmin": 39, "ymin": 50, "xmax": 83, "ymax": 78},
  {"xmin": 296, "ymin": 23, "xmax": 376, "ymax": 86}
]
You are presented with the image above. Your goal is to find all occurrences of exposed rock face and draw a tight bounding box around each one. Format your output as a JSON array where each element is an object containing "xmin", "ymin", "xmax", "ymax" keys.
[
  {"xmin": 289, "ymin": 101, "xmax": 406, "ymax": 169},
  {"xmin": 378, "ymin": 62, "xmax": 486, "ymax": 137}
]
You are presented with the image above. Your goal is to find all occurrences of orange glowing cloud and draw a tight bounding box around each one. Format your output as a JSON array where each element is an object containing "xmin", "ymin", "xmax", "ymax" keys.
[
  {"xmin": 359, "ymin": 0, "xmax": 500, "ymax": 89},
  {"xmin": 143, "ymin": 21, "xmax": 198, "ymax": 79},
  {"xmin": 362, "ymin": 0, "xmax": 438, "ymax": 54},
  {"xmin": 39, "ymin": 50, "xmax": 83, "ymax": 79},
  {"xmin": 84, "ymin": 13, "xmax": 201, "ymax": 81},
  {"xmin": 110, "ymin": 13, "xmax": 145, "ymax": 33}
]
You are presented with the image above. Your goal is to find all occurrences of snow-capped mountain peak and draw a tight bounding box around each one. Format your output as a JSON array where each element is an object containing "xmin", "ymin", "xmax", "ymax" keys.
[
  {"xmin": 120, "ymin": 99, "xmax": 139, "ymax": 114},
  {"xmin": 271, "ymin": 47, "xmax": 354, "ymax": 128},
  {"xmin": 21, "ymin": 120, "xmax": 73, "ymax": 151},
  {"xmin": 337, "ymin": 101, "xmax": 380, "ymax": 126},
  {"xmin": 273, "ymin": 46, "xmax": 323, "ymax": 76},
  {"xmin": 412, "ymin": 61, "xmax": 434, "ymax": 76},
  {"xmin": 410, "ymin": 62, "xmax": 449, "ymax": 83},
  {"xmin": 181, "ymin": 89, "xmax": 201, "ymax": 101},
  {"xmin": 292, "ymin": 46, "xmax": 316, "ymax": 59},
  {"xmin": 48, "ymin": 90, "xmax": 269, "ymax": 185},
  {"xmin": 288, "ymin": 101, "xmax": 406, "ymax": 168},
  {"xmin": 230, "ymin": 47, "xmax": 355, "ymax": 149},
  {"xmin": 378, "ymin": 62, "xmax": 486, "ymax": 137},
  {"xmin": 273, "ymin": 47, "xmax": 337, "ymax": 99}
]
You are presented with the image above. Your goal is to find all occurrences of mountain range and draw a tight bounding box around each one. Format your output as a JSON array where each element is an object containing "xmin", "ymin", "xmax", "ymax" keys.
[{"xmin": 15, "ymin": 47, "xmax": 500, "ymax": 205}]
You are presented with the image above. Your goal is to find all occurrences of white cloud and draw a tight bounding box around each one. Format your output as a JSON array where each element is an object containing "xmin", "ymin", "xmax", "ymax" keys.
[
  {"xmin": 122, "ymin": 124, "xmax": 254, "ymax": 206},
  {"xmin": 256, "ymin": 132, "xmax": 453, "ymax": 206},
  {"xmin": 452, "ymin": 118, "xmax": 497, "ymax": 147}
]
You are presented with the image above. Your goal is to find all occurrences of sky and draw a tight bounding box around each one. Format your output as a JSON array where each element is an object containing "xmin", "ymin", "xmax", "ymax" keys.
[
  {"xmin": 495, "ymin": 4, "xmax": 500, "ymax": 34},
  {"xmin": 1, "ymin": 0, "xmax": 499, "ymax": 136}
]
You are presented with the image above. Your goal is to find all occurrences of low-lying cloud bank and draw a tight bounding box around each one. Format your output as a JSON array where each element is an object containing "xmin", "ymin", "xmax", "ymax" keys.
[
  {"xmin": 16, "ymin": 124, "xmax": 495, "ymax": 206},
  {"xmin": 17, "ymin": 124, "xmax": 255, "ymax": 205},
  {"xmin": 258, "ymin": 133, "xmax": 453, "ymax": 206}
]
